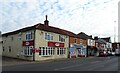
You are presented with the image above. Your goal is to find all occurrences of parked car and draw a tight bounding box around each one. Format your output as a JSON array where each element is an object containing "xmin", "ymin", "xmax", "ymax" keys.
[
  {"xmin": 99, "ymin": 51, "xmax": 108, "ymax": 57},
  {"xmin": 115, "ymin": 48, "xmax": 120, "ymax": 56},
  {"xmin": 108, "ymin": 51, "xmax": 115, "ymax": 56},
  {"xmin": 111, "ymin": 52, "xmax": 115, "ymax": 56},
  {"xmin": 108, "ymin": 51, "xmax": 112, "ymax": 56}
]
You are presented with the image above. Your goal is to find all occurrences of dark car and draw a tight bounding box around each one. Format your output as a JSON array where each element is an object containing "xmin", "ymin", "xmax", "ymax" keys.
[{"xmin": 99, "ymin": 51, "xmax": 108, "ymax": 57}]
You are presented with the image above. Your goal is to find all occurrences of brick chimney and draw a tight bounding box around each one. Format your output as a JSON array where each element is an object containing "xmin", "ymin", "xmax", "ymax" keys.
[
  {"xmin": 44, "ymin": 15, "xmax": 49, "ymax": 26},
  {"xmin": 89, "ymin": 35, "xmax": 92, "ymax": 38},
  {"xmin": 94, "ymin": 36, "xmax": 98, "ymax": 40}
]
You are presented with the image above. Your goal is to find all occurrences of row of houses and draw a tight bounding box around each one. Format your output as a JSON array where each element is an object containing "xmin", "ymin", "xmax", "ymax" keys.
[{"xmin": 1, "ymin": 15, "xmax": 118, "ymax": 61}]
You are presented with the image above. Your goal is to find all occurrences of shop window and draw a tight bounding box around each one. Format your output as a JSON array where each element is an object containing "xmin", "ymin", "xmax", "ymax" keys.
[
  {"xmin": 59, "ymin": 35, "xmax": 65, "ymax": 42},
  {"xmin": 24, "ymin": 46, "xmax": 33, "ymax": 56},
  {"xmin": 57, "ymin": 48, "xmax": 66, "ymax": 55},
  {"xmin": 39, "ymin": 47, "xmax": 55, "ymax": 56},
  {"xmin": 26, "ymin": 32, "xmax": 32, "ymax": 40},
  {"xmin": 45, "ymin": 32, "xmax": 53, "ymax": 41}
]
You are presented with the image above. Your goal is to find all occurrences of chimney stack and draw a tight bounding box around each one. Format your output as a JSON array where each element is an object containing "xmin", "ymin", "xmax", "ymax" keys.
[
  {"xmin": 89, "ymin": 35, "xmax": 92, "ymax": 38},
  {"xmin": 44, "ymin": 15, "xmax": 49, "ymax": 26},
  {"xmin": 94, "ymin": 36, "xmax": 98, "ymax": 40}
]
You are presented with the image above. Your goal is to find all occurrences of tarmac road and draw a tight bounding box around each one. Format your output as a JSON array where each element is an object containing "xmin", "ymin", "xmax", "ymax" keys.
[{"xmin": 2, "ymin": 56, "xmax": 119, "ymax": 71}]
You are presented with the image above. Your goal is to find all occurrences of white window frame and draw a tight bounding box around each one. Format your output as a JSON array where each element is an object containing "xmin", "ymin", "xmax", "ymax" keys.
[
  {"xmin": 39, "ymin": 47, "xmax": 55, "ymax": 56},
  {"xmin": 45, "ymin": 32, "xmax": 53, "ymax": 41},
  {"xmin": 59, "ymin": 35, "xmax": 65, "ymax": 42},
  {"xmin": 24, "ymin": 46, "xmax": 33, "ymax": 56},
  {"xmin": 26, "ymin": 32, "xmax": 33, "ymax": 41},
  {"xmin": 57, "ymin": 48, "xmax": 66, "ymax": 55}
]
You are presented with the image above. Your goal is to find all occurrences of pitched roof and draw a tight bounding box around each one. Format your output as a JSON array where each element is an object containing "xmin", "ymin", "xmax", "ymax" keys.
[
  {"xmin": 2, "ymin": 25, "xmax": 36, "ymax": 36},
  {"xmin": 96, "ymin": 38, "xmax": 107, "ymax": 44},
  {"xmin": 77, "ymin": 32, "xmax": 93, "ymax": 40},
  {"xmin": 100, "ymin": 37, "xmax": 111, "ymax": 43},
  {"xmin": 36, "ymin": 23, "xmax": 77, "ymax": 37},
  {"xmin": 2, "ymin": 23, "xmax": 82, "ymax": 39}
]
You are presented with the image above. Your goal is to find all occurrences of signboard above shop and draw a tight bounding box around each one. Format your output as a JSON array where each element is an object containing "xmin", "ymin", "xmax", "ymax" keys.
[
  {"xmin": 22, "ymin": 40, "xmax": 34, "ymax": 46},
  {"xmin": 48, "ymin": 42, "xmax": 64, "ymax": 47}
]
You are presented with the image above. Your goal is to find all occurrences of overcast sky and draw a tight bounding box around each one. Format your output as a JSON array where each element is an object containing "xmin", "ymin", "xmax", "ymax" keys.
[{"xmin": 0, "ymin": 0, "xmax": 119, "ymax": 42}]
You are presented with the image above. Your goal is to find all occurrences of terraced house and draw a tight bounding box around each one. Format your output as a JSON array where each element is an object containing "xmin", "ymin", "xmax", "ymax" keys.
[
  {"xmin": 2, "ymin": 15, "xmax": 74, "ymax": 61},
  {"xmin": 69, "ymin": 34, "xmax": 87, "ymax": 58}
]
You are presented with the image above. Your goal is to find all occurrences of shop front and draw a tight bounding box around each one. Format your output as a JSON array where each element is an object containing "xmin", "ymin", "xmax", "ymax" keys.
[{"xmin": 69, "ymin": 44, "xmax": 87, "ymax": 58}]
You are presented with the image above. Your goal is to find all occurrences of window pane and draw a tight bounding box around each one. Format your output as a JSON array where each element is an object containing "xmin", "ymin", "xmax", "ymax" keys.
[
  {"xmin": 57, "ymin": 48, "xmax": 59, "ymax": 55},
  {"xmin": 45, "ymin": 33, "xmax": 47, "ymax": 40},
  {"xmin": 48, "ymin": 48, "xmax": 50, "ymax": 55},
  {"xmin": 64, "ymin": 48, "xmax": 66, "ymax": 54},
  {"xmin": 39, "ymin": 47, "xmax": 41, "ymax": 55},
  {"xmin": 50, "ymin": 48, "xmax": 52, "ymax": 55},
  {"xmin": 30, "ymin": 48, "xmax": 32, "ymax": 55},
  {"xmin": 26, "ymin": 35, "xmax": 27, "ymax": 40},
  {"xmin": 51, "ymin": 36, "xmax": 53, "ymax": 40},
  {"xmin": 48, "ymin": 35, "xmax": 50, "ymax": 40},
  {"xmin": 60, "ymin": 48, "xmax": 61, "ymax": 54},
  {"xmin": 62, "ymin": 48, "xmax": 63, "ymax": 54},
  {"xmin": 43, "ymin": 47, "xmax": 45, "ymax": 55},
  {"xmin": 46, "ymin": 47, "xmax": 48, "ymax": 55},
  {"xmin": 27, "ymin": 48, "xmax": 29, "ymax": 55}
]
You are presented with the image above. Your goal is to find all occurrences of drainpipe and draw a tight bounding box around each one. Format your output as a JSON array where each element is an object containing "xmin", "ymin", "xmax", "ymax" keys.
[
  {"xmin": 69, "ymin": 36, "xmax": 70, "ymax": 58},
  {"xmin": 33, "ymin": 30, "xmax": 36, "ymax": 61}
]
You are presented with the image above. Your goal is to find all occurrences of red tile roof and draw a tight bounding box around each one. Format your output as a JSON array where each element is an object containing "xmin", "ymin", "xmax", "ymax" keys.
[{"xmin": 2, "ymin": 23, "xmax": 82, "ymax": 39}]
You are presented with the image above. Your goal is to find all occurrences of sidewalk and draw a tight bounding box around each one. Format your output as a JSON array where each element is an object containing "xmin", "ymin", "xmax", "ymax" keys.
[
  {"xmin": 2, "ymin": 56, "xmax": 35, "ymax": 66},
  {"xmin": 2, "ymin": 56, "xmax": 95, "ymax": 66}
]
